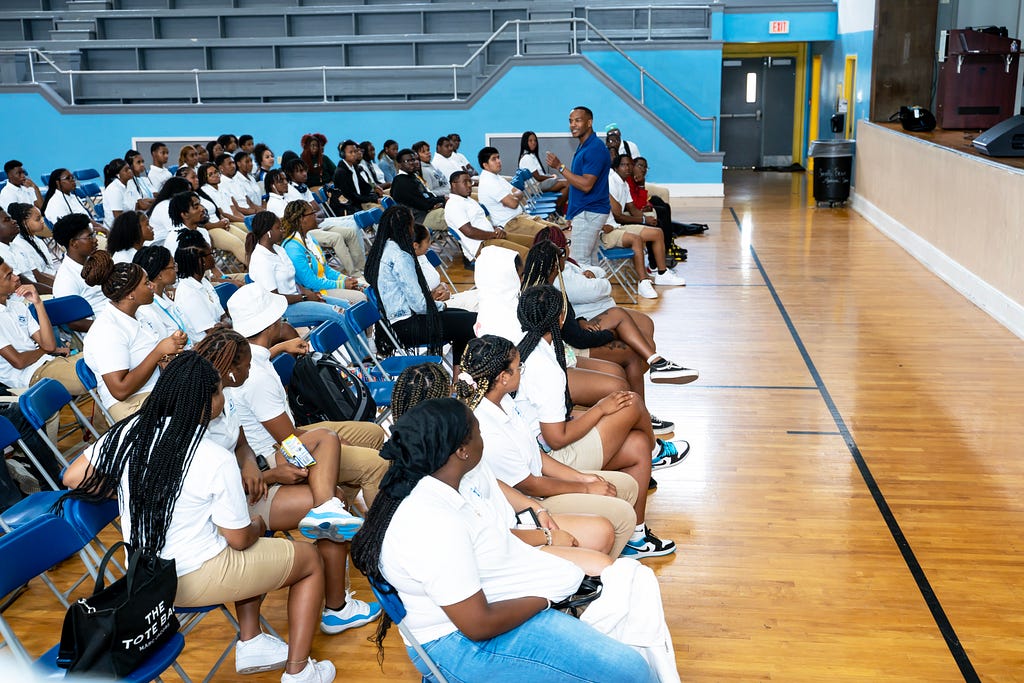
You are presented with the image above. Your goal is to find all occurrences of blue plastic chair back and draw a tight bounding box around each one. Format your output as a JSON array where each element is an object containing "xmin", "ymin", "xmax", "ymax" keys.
[
  {"xmin": 72, "ymin": 168, "xmax": 99, "ymax": 181},
  {"xmin": 76, "ymin": 181, "xmax": 102, "ymax": 197},
  {"xmin": 307, "ymin": 321, "xmax": 349, "ymax": 356},
  {"xmin": 425, "ymin": 249, "xmax": 444, "ymax": 269},
  {"xmin": 41, "ymin": 173, "xmax": 50, "ymax": 186},
  {"xmin": 368, "ymin": 577, "xmax": 407, "ymax": 622},
  {"xmin": 509, "ymin": 168, "xmax": 532, "ymax": 190},
  {"xmin": 214, "ymin": 282, "xmax": 236, "ymax": 310},
  {"xmin": 29, "ymin": 295, "xmax": 93, "ymax": 326},
  {"xmin": 0, "ymin": 171, "xmax": 6, "ymax": 182},
  {"xmin": 0, "ymin": 180, "xmax": 6, "ymax": 192},
  {"xmin": 272, "ymin": 353, "xmax": 295, "ymax": 386},
  {"xmin": 353, "ymin": 207, "xmax": 383, "ymax": 229},
  {"xmin": 0, "ymin": 415, "xmax": 22, "ymax": 450},
  {"xmin": 244, "ymin": 214, "xmax": 255, "ymax": 230},
  {"xmin": 75, "ymin": 357, "xmax": 98, "ymax": 391},
  {"xmin": 379, "ymin": 195, "xmax": 396, "ymax": 209},
  {"xmin": 18, "ymin": 378, "xmax": 73, "ymax": 430},
  {"xmin": 0, "ymin": 514, "xmax": 85, "ymax": 598},
  {"xmin": 346, "ymin": 300, "xmax": 380, "ymax": 333},
  {"xmin": 362, "ymin": 285, "xmax": 381, "ymax": 312},
  {"xmin": 168, "ymin": 165, "xmax": 179, "ymax": 175}
]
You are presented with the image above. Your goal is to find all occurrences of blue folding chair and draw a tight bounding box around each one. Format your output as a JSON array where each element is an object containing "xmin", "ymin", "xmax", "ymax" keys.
[
  {"xmin": 598, "ymin": 246, "xmax": 639, "ymax": 304},
  {"xmin": 344, "ymin": 301, "xmax": 445, "ymax": 379},
  {"xmin": 214, "ymin": 281, "xmax": 237, "ymax": 310},
  {"xmin": 0, "ymin": 413, "xmax": 59, "ymax": 491},
  {"xmin": 72, "ymin": 168, "xmax": 100, "ymax": 182},
  {"xmin": 244, "ymin": 214, "xmax": 255, "ymax": 230},
  {"xmin": 353, "ymin": 207, "xmax": 383, "ymax": 230},
  {"xmin": 19, "ymin": 378, "xmax": 102, "ymax": 471},
  {"xmin": 368, "ymin": 577, "xmax": 448, "ymax": 683},
  {"xmin": 0, "ymin": 514, "xmax": 187, "ymax": 682},
  {"xmin": 272, "ymin": 352, "xmax": 296, "ymax": 386},
  {"xmin": 380, "ymin": 195, "xmax": 396, "ymax": 209},
  {"xmin": 425, "ymin": 248, "xmax": 457, "ymax": 293},
  {"xmin": 76, "ymin": 358, "xmax": 115, "ymax": 428},
  {"xmin": 306, "ymin": 321, "xmax": 395, "ymax": 422},
  {"xmin": 509, "ymin": 168, "xmax": 532, "ymax": 191},
  {"xmin": 40, "ymin": 173, "xmax": 50, "ymax": 186},
  {"xmin": 29, "ymin": 294, "xmax": 93, "ymax": 328}
]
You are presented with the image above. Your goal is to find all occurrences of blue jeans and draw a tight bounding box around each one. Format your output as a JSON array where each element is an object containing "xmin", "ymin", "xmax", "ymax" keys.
[
  {"xmin": 407, "ymin": 608, "xmax": 655, "ymax": 683},
  {"xmin": 569, "ymin": 210, "xmax": 609, "ymax": 268},
  {"xmin": 283, "ymin": 297, "xmax": 355, "ymax": 339}
]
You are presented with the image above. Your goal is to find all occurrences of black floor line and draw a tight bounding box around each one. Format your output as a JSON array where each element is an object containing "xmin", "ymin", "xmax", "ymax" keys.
[
  {"xmin": 727, "ymin": 207, "xmax": 979, "ymax": 682},
  {"xmin": 786, "ymin": 430, "xmax": 842, "ymax": 435},
  {"xmin": 690, "ymin": 384, "xmax": 818, "ymax": 390}
]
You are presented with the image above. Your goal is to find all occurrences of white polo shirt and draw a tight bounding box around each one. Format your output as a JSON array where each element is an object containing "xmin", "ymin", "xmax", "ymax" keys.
[
  {"xmin": 234, "ymin": 173, "xmax": 263, "ymax": 207},
  {"xmin": 85, "ymin": 421, "xmax": 250, "ymax": 577},
  {"xmin": 0, "ymin": 298, "xmax": 50, "ymax": 388},
  {"xmin": 228, "ymin": 344, "xmax": 292, "ymax": 458},
  {"xmin": 10, "ymin": 235, "xmax": 58, "ymax": 276},
  {"xmin": 519, "ymin": 153, "xmax": 544, "ymax": 176},
  {"xmin": 0, "ymin": 183, "xmax": 36, "ymax": 210},
  {"xmin": 148, "ymin": 200, "xmax": 173, "ymax": 245},
  {"xmin": 249, "ymin": 243, "xmax": 299, "ymax": 296},
  {"xmin": 205, "ymin": 390, "xmax": 241, "ymax": 452},
  {"xmin": 101, "ymin": 180, "xmax": 132, "ymax": 229},
  {"xmin": 163, "ymin": 226, "xmax": 210, "ymax": 261},
  {"xmin": 266, "ymin": 193, "xmax": 288, "ymax": 218},
  {"xmin": 173, "ymin": 276, "xmax": 223, "ymax": 342},
  {"xmin": 201, "ymin": 184, "xmax": 234, "ymax": 219},
  {"xmin": 111, "ymin": 247, "xmax": 137, "ymax": 264},
  {"xmin": 606, "ymin": 170, "xmax": 633, "ymax": 228},
  {"xmin": 444, "ymin": 194, "xmax": 495, "ymax": 260},
  {"xmin": 381, "ymin": 467, "xmax": 583, "ymax": 644},
  {"xmin": 431, "ymin": 154, "xmax": 464, "ymax": 183},
  {"xmin": 474, "ymin": 394, "xmax": 543, "ymax": 487},
  {"xmin": 148, "ymin": 165, "xmax": 172, "ymax": 193},
  {"xmin": 52, "ymin": 257, "xmax": 108, "ymax": 317},
  {"xmin": 512, "ymin": 338, "xmax": 568, "ymax": 443},
  {"xmin": 136, "ymin": 293, "xmax": 190, "ymax": 345},
  {"xmin": 0, "ymin": 241, "xmax": 32, "ymax": 280},
  {"xmin": 83, "ymin": 304, "xmax": 162, "ymax": 408},
  {"xmin": 451, "ymin": 151, "xmax": 472, "ymax": 171},
  {"xmin": 286, "ymin": 183, "xmax": 313, "ymax": 203},
  {"xmin": 477, "ymin": 170, "xmax": 522, "ymax": 228},
  {"xmin": 44, "ymin": 191, "xmax": 91, "ymax": 225}
]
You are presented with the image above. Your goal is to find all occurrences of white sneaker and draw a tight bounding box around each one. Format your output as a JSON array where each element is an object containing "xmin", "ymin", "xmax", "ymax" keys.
[
  {"xmin": 235, "ymin": 633, "xmax": 288, "ymax": 674},
  {"xmin": 281, "ymin": 658, "xmax": 336, "ymax": 683},
  {"xmin": 653, "ymin": 270, "xmax": 686, "ymax": 286},
  {"xmin": 321, "ymin": 591, "xmax": 383, "ymax": 634},
  {"xmin": 637, "ymin": 279, "xmax": 658, "ymax": 299},
  {"xmin": 299, "ymin": 497, "xmax": 363, "ymax": 542}
]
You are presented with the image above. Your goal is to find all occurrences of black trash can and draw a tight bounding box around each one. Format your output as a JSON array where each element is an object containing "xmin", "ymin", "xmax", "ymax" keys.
[{"xmin": 808, "ymin": 140, "xmax": 855, "ymax": 205}]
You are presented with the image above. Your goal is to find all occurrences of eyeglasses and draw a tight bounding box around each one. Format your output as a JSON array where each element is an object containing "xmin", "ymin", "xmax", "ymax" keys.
[
  {"xmin": 303, "ymin": 211, "xmax": 317, "ymax": 217},
  {"xmin": 59, "ymin": 175, "xmax": 74, "ymax": 182},
  {"xmin": 72, "ymin": 231, "xmax": 97, "ymax": 242},
  {"xmin": 199, "ymin": 251, "xmax": 213, "ymax": 258}
]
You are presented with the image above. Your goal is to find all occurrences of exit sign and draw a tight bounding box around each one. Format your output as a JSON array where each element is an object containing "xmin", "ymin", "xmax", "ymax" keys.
[{"xmin": 769, "ymin": 20, "xmax": 790, "ymax": 34}]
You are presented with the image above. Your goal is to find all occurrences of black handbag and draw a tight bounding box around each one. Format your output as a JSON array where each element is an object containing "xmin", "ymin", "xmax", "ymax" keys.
[{"xmin": 57, "ymin": 541, "xmax": 179, "ymax": 677}]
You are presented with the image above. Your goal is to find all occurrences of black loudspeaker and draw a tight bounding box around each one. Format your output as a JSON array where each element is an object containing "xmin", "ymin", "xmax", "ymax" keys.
[{"xmin": 972, "ymin": 115, "xmax": 1024, "ymax": 157}]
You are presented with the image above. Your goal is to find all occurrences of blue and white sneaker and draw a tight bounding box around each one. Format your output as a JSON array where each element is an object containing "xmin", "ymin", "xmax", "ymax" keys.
[
  {"xmin": 619, "ymin": 526, "xmax": 676, "ymax": 559},
  {"xmin": 651, "ymin": 439, "xmax": 690, "ymax": 471},
  {"xmin": 321, "ymin": 591, "xmax": 382, "ymax": 635},
  {"xmin": 299, "ymin": 498, "xmax": 363, "ymax": 542}
]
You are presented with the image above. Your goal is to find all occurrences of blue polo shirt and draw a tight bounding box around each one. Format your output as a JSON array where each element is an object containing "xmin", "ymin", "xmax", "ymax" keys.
[{"xmin": 566, "ymin": 132, "xmax": 611, "ymax": 220}]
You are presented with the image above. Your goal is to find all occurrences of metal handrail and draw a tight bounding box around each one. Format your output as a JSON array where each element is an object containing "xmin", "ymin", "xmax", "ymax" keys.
[{"xmin": 0, "ymin": 15, "xmax": 717, "ymax": 152}]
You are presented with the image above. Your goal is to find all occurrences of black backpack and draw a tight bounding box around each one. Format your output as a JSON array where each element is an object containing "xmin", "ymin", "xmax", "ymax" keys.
[
  {"xmin": 287, "ymin": 354, "xmax": 377, "ymax": 425},
  {"xmin": 889, "ymin": 106, "xmax": 936, "ymax": 132}
]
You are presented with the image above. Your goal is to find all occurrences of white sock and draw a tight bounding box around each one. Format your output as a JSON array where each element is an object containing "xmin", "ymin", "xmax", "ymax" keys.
[
  {"xmin": 647, "ymin": 353, "xmax": 661, "ymax": 364},
  {"xmin": 630, "ymin": 524, "xmax": 646, "ymax": 542}
]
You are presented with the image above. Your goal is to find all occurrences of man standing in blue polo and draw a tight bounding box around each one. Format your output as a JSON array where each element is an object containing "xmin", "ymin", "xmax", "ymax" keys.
[{"xmin": 546, "ymin": 106, "xmax": 610, "ymax": 266}]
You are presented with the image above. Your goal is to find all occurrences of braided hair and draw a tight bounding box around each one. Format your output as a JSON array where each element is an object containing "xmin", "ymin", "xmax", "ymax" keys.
[
  {"xmin": 59, "ymin": 352, "xmax": 221, "ymax": 556},
  {"xmin": 364, "ymin": 205, "xmax": 443, "ymax": 355},
  {"xmin": 244, "ymin": 210, "xmax": 278, "ymax": 262},
  {"xmin": 517, "ymin": 285, "xmax": 573, "ymax": 420},
  {"xmin": 280, "ymin": 200, "xmax": 307, "ymax": 241},
  {"xmin": 350, "ymin": 397, "xmax": 473, "ymax": 661},
  {"xmin": 168, "ymin": 191, "xmax": 198, "ymax": 228},
  {"xmin": 194, "ymin": 327, "xmax": 247, "ymax": 377},
  {"xmin": 7, "ymin": 203, "xmax": 49, "ymax": 266},
  {"xmin": 391, "ymin": 362, "xmax": 451, "ymax": 419},
  {"xmin": 147, "ymin": 177, "xmax": 191, "ymax": 217},
  {"xmin": 174, "ymin": 229, "xmax": 211, "ymax": 280},
  {"xmin": 133, "ymin": 245, "xmax": 172, "ymax": 281},
  {"xmin": 455, "ymin": 335, "xmax": 515, "ymax": 410},
  {"xmin": 82, "ymin": 250, "xmax": 145, "ymax": 303},
  {"xmin": 521, "ymin": 239, "xmax": 562, "ymax": 290}
]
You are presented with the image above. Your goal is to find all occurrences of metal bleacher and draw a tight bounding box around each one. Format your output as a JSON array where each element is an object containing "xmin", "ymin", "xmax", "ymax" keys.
[{"xmin": 0, "ymin": 0, "xmax": 717, "ymax": 105}]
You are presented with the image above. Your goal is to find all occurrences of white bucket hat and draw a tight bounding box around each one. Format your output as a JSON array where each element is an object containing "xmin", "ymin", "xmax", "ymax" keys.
[{"xmin": 227, "ymin": 284, "xmax": 288, "ymax": 338}]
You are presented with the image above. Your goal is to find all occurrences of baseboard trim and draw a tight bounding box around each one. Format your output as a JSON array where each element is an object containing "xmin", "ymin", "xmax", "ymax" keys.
[
  {"xmin": 852, "ymin": 191, "xmax": 1024, "ymax": 340},
  {"xmin": 660, "ymin": 183, "xmax": 725, "ymax": 198}
]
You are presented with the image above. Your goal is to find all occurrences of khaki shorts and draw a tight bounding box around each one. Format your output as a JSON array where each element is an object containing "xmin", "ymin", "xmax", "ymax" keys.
[
  {"xmin": 175, "ymin": 537, "xmax": 295, "ymax": 608},
  {"xmin": 550, "ymin": 426, "xmax": 604, "ymax": 471},
  {"xmin": 248, "ymin": 483, "xmax": 282, "ymax": 526},
  {"xmin": 600, "ymin": 224, "xmax": 644, "ymax": 249}
]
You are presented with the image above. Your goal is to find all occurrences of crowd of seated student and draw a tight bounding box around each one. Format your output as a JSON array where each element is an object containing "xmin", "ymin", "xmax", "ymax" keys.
[{"xmin": 0, "ymin": 125, "xmax": 697, "ymax": 681}]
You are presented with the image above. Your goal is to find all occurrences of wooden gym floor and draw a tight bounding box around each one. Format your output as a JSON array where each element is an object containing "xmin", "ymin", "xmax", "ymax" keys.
[{"xmin": 5, "ymin": 170, "xmax": 1022, "ymax": 681}]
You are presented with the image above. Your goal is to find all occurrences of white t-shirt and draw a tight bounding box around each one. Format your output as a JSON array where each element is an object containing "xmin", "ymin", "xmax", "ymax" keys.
[
  {"xmin": 148, "ymin": 200, "xmax": 173, "ymax": 245},
  {"xmin": 201, "ymin": 184, "xmax": 235, "ymax": 220},
  {"xmin": 220, "ymin": 173, "xmax": 257, "ymax": 210},
  {"xmin": 431, "ymin": 154, "xmax": 464, "ymax": 183},
  {"xmin": 451, "ymin": 151, "xmax": 472, "ymax": 171},
  {"xmin": 52, "ymin": 257, "xmax": 108, "ymax": 317},
  {"xmin": 234, "ymin": 173, "xmax": 263, "ymax": 207},
  {"xmin": 380, "ymin": 468, "xmax": 583, "ymax": 644},
  {"xmin": 0, "ymin": 242, "xmax": 32, "ymax": 280},
  {"xmin": 84, "ymin": 422, "xmax": 251, "ymax": 577},
  {"xmin": 477, "ymin": 171, "xmax": 522, "ymax": 228},
  {"xmin": 474, "ymin": 395, "xmax": 543, "ymax": 487},
  {"xmin": 136, "ymin": 293, "xmax": 191, "ymax": 346},
  {"xmin": 266, "ymin": 193, "xmax": 288, "ymax": 218},
  {"xmin": 101, "ymin": 179, "xmax": 132, "ymax": 229},
  {"xmin": 84, "ymin": 304, "xmax": 162, "ymax": 408},
  {"xmin": 44, "ymin": 191, "xmax": 91, "ymax": 225},
  {"xmin": 607, "ymin": 170, "xmax": 633, "ymax": 228},
  {"xmin": 111, "ymin": 247, "xmax": 137, "ymax": 264},
  {"xmin": 249, "ymin": 243, "xmax": 299, "ymax": 296},
  {"xmin": 163, "ymin": 226, "xmax": 211, "ymax": 261},
  {"xmin": 0, "ymin": 298, "xmax": 50, "ymax": 388},
  {"xmin": 205, "ymin": 389, "xmax": 241, "ymax": 452},
  {"xmin": 173, "ymin": 277, "xmax": 223, "ymax": 342},
  {"xmin": 512, "ymin": 338, "xmax": 568, "ymax": 443},
  {"xmin": 228, "ymin": 344, "xmax": 291, "ymax": 457},
  {"xmin": 148, "ymin": 165, "xmax": 172, "ymax": 193},
  {"xmin": 0, "ymin": 183, "xmax": 36, "ymax": 211},
  {"xmin": 519, "ymin": 152, "xmax": 544, "ymax": 176},
  {"xmin": 416, "ymin": 254, "xmax": 441, "ymax": 291},
  {"xmin": 286, "ymin": 184, "xmax": 313, "ymax": 203},
  {"xmin": 10, "ymin": 235, "xmax": 58, "ymax": 276},
  {"xmin": 444, "ymin": 194, "xmax": 495, "ymax": 260}
]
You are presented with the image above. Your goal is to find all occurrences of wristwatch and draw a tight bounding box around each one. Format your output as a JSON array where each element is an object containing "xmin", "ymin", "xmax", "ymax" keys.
[{"xmin": 558, "ymin": 164, "xmax": 566, "ymax": 173}]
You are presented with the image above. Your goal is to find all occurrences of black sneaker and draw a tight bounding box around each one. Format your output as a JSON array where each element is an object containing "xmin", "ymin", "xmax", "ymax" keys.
[
  {"xmin": 648, "ymin": 476, "xmax": 658, "ymax": 491},
  {"xmin": 650, "ymin": 414, "xmax": 674, "ymax": 435},
  {"xmin": 649, "ymin": 358, "xmax": 699, "ymax": 385},
  {"xmin": 619, "ymin": 526, "xmax": 676, "ymax": 559}
]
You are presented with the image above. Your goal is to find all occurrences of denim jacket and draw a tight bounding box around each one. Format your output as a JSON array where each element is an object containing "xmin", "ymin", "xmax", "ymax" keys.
[{"xmin": 378, "ymin": 240, "xmax": 442, "ymax": 321}]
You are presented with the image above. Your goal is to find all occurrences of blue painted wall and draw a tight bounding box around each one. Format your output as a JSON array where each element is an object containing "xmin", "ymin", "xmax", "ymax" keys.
[
  {"xmin": 812, "ymin": 29, "xmax": 874, "ymax": 142},
  {"xmin": 584, "ymin": 48, "xmax": 722, "ymax": 154},
  {"xmin": 0, "ymin": 61, "xmax": 722, "ymax": 187},
  {"xmin": 723, "ymin": 11, "xmax": 838, "ymax": 43}
]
